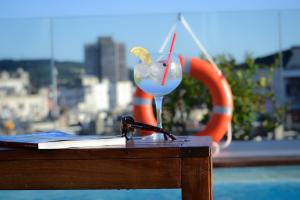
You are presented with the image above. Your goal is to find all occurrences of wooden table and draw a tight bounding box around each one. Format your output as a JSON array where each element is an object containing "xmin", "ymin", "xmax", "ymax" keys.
[{"xmin": 0, "ymin": 136, "xmax": 212, "ymax": 200}]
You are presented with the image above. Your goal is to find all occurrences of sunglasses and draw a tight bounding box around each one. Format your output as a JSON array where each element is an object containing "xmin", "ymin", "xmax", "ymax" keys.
[{"xmin": 120, "ymin": 116, "xmax": 176, "ymax": 141}]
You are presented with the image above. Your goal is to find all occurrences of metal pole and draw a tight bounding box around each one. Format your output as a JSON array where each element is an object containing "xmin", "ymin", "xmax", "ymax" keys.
[
  {"xmin": 277, "ymin": 11, "xmax": 285, "ymax": 104},
  {"xmin": 50, "ymin": 18, "xmax": 59, "ymax": 120},
  {"xmin": 278, "ymin": 11, "xmax": 283, "ymax": 70}
]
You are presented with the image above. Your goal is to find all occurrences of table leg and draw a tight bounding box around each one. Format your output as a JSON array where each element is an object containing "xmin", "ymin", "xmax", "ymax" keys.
[{"xmin": 181, "ymin": 157, "xmax": 212, "ymax": 200}]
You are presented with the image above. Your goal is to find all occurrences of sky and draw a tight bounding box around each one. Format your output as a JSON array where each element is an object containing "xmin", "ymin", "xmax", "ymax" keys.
[
  {"xmin": 0, "ymin": 0, "xmax": 300, "ymax": 65},
  {"xmin": 1, "ymin": 0, "xmax": 300, "ymax": 18}
]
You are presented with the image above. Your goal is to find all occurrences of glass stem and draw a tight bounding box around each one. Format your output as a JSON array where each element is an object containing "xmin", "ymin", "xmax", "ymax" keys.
[{"xmin": 154, "ymin": 96, "xmax": 163, "ymax": 128}]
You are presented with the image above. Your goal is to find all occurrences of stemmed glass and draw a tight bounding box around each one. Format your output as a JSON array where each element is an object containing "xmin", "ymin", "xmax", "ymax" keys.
[{"xmin": 134, "ymin": 53, "xmax": 182, "ymax": 140}]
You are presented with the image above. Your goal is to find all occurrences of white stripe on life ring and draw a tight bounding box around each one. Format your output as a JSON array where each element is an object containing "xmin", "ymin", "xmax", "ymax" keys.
[
  {"xmin": 213, "ymin": 106, "xmax": 233, "ymax": 116},
  {"xmin": 133, "ymin": 97, "xmax": 152, "ymax": 106}
]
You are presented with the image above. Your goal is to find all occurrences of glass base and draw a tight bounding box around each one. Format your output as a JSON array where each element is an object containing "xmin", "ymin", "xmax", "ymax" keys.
[{"xmin": 142, "ymin": 133, "xmax": 166, "ymax": 141}]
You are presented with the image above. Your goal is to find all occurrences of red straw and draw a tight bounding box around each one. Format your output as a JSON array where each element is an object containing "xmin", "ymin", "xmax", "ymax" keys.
[{"xmin": 161, "ymin": 32, "xmax": 176, "ymax": 86}]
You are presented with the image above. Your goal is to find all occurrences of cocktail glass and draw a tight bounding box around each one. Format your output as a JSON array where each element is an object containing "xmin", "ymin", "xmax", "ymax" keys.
[{"xmin": 134, "ymin": 53, "xmax": 182, "ymax": 140}]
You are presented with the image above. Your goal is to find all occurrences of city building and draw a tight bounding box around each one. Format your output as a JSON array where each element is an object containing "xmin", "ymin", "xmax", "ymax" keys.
[
  {"xmin": 58, "ymin": 75, "xmax": 133, "ymax": 135},
  {"xmin": 78, "ymin": 77, "xmax": 110, "ymax": 114},
  {"xmin": 0, "ymin": 68, "xmax": 29, "ymax": 96},
  {"xmin": 84, "ymin": 44, "xmax": 99, "ymax": 76},
  {"xmin": 111, "ymin": 81, "xmax": 133, "ymax": 111},
  {"xmin": 256, "ymin": 46, "xmax": 300, "ymax": 130},
  {"xmin": 84, "ymin": 36, "xmax": 129, "ymax": 83},
  {"xmin": 0, "ymin": 69, "xmax": 49, "ymax": 122},
  {"xmin": 59, "ymin": 75, "xmax": 133, "ymax": 113},
  {"xmin": 0, "ymin": 91, "xmax": 49, "ymax": 122}
]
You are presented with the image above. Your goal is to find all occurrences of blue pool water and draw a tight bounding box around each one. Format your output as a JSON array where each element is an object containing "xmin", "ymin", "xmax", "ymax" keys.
[
  {"xmin": 213, "ymin": 165, "xmax": 300, "ymax": 200},
  {"xmin": 0, "ymin": 165, "xmax": 299, "ymax": 200}
]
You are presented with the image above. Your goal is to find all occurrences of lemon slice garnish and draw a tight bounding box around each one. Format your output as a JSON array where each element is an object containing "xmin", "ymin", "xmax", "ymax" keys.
[{"xmin": 130, "ymin": 46, "xmax": 152, "ymax": 64}]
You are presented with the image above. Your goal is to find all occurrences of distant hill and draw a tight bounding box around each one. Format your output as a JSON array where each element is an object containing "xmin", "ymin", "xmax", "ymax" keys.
[{"xmin": 0, "ymin": 59, "xmax": 84, "ymax": 88}]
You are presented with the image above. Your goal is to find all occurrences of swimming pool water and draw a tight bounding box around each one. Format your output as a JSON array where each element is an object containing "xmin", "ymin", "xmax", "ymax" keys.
[
  {"xmin": 0, "ymin": 165, "xmax": 299, "ymax": 200},
  {"xmin": 213, "ymin": 165, "xmax": 300, "ymax": 200}
]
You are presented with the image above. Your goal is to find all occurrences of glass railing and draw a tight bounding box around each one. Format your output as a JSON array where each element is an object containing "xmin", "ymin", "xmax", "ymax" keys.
[{"xmin": 0, "ymin": 10, "xmax": 299, "ymax": 138}]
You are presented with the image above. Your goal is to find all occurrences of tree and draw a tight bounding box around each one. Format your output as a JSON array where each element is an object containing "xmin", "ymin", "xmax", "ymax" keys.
[{"xmin": 163, "ymin": 54, "xmax": 285, "ymax": 140}]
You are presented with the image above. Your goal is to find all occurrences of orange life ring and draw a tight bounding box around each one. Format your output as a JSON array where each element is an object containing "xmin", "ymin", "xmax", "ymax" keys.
[{"xmin": 133, "ymin": 56, "xmax": 233, "ymax": 142}]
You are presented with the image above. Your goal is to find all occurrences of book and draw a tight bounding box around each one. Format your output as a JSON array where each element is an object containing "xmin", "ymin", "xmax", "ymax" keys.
[{"xmin": 0, "ymin": 131, "xmax": 126, "ymax": 149}]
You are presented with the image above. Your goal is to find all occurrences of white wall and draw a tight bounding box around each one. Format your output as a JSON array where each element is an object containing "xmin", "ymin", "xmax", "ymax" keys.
[
  {"xmin": 116, "ymin": 81, "xmax": 133, "ymax": 110},
  {"xmin": 78, "ymin": 80, "xmax": 110, "ymax": 113},
  {"xmin": 0, "ymin": 70, "xmax": 29, "ymax": 96},
  {"xmin": 0, "ymin": 93, "xmax": 49, "ymax": 121}
]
